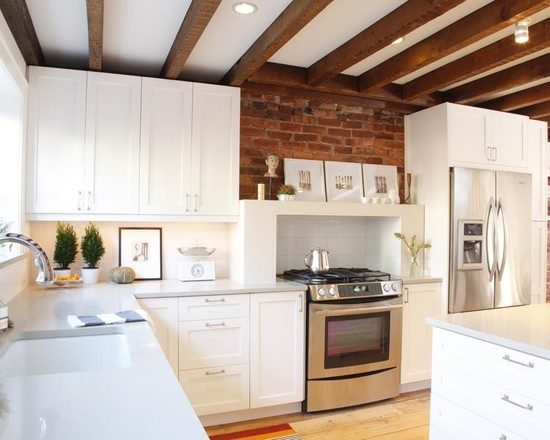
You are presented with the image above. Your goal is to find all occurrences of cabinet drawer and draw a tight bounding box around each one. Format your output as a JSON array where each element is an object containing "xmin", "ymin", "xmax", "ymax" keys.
[
  {"xmin": 179, "ymin": 294, "xmax": 249, "ymax": 321},
  {"xmin": 432, "ymin": 361, "xmax": 550, "ymax": 439},
  {"xmin": 179, "ymin": 364, "xmax": 249, "ymax": 416},
  {"xmin": 179, "ymin": 318, "xmax": 249, "ymax": 369},
  {"xmin": 430, "ymin": 393, "xmax": 527, "ymax": 440}
]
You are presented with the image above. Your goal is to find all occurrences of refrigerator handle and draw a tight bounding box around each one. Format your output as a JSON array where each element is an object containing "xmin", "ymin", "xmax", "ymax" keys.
[
  {"xmin": 486, "ymin": 197, "xmax": 496, "ymax": 282},
  {"xmin": 496, "ymin": 198, "xmax": 507, "ymax": 281}
]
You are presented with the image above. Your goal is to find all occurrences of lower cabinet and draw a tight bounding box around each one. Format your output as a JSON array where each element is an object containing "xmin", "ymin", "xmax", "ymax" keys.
[
  {"xmin": 531, "ymin": 221, "xmax": 548, "ymax": 305},
  {"xmin": 401, "ymin": 281, "xmax": 442, "ymax": 385}
]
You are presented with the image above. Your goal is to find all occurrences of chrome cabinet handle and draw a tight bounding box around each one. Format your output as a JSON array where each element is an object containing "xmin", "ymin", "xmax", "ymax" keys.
[
  {"xmin": 205, "ymin": 369, "xmax": 225, "ymax": 376},
  {"xmin": 492, "ymin": 147, "xmax": 497, "ymax": 162},
  {"xmin": 404, "ymin": 287, "xmax": 409, "ymax": 304},
  {"xmin": 501, "ymin": 394, "xmax": 533, "ymax": 411},
  {"xmin": 87, "ymin": 191, "xmax": 92, "ymax": 211},
  {"xmin": 298, "ymin": 293, "xmax": 303, "ymax": 313},
  {"xmin": 503, "ymin": 353, "xmax": 534, "ymax": 368},
  {"xmin": 205, "ymin": 298, "xmax": 225, "ymax": 303},
  {"xmin": 193, "ymin": 194, "xmax": 198, "ymax": 212},
  {"xmin": 205, "ymin": 322, "xmax": 226, "ymax": 327},
  {"xmin": 77, "ymin": 191, "xmax": 83, "ymax": 211},
  {"xmin": 487, "ymin": 146, "xmax": 492, "ymax": 161},
  {"xmin": 185, "ymin": 194, "xmax": 190, "ymax": 212}
]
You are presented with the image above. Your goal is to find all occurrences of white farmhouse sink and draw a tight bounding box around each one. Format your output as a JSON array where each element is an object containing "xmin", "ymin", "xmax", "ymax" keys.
[{"xmin": 0, "ymin": 332, "xmax": 132, "ymax": 377}]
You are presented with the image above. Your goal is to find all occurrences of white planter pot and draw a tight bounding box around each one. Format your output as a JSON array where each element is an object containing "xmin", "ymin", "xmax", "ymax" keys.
[
  {"xmin": 81, "ymin": 268, "xmax": 100, "ymax": 284},
  {"xmin": 277, "ymin": 194, "xmax": 295, "ymax": 201},
  {"xmin": 54, "ymin": 269, "xmax": 71, "ymax": 278}
]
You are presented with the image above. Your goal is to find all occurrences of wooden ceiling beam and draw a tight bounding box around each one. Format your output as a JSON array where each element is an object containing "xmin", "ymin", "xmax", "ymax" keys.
[
  {"xmin": 358, "ymin": 0, "xmax": 550, "ymax": 93},
  {"xmin": 514, "ymin": 101, "xmax": 550, "ymax": 119},
  {"xmin": 480, "ymin": 82, "xmax": 550, "ymax": 112},
  {"xmin": 248, "ymin": 62, "xmax": 442, "ymax": 108},
  {"xmin": 161, "ymin": 0, "xmax": 222, "ymax": 79},
  {"xmin": 0, "ymin": 0, "xmax": 44, "ymax": 65},
  {"xmin": 444, "ymin": 53, "xmax": 550, "ymax": 104},
  {"xmin": 403, "ymin": 18, "xmax": 550, "ymax": 100},
  {"xmin": 307, "ymin": 0, "xmax": 466, "ymax": 86},
  {"xmin": 86, "ymin": 0, "xmax": 103, "ymax": 71},
  {"xmin": 222, "ymin": 0, "xmax": 334, "ymax": 87}
]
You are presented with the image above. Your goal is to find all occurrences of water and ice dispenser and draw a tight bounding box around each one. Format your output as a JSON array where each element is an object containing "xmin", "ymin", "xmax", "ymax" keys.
[{"xmin": 457, "ymin": 220, "xmax": 484, "ymax": 270}]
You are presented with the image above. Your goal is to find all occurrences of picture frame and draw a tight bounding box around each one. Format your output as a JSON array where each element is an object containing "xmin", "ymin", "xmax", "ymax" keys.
[
  {"xmin": 284, "ymin": 158, "xmax": 326, "ymax": 201},
  {"xmin": 119, "ymin": 227, "xmax": 162, "ymax": 280},
  {"xmin": 362, "ymin": 164, "xmax": 398, "ymax": 199},
  {"xmin": 324, "ymin": 161, "xmax": 363, "ymax": 202}
]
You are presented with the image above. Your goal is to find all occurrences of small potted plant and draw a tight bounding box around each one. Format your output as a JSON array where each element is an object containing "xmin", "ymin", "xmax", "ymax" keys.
[
  {"xmin": 81, "ymin": 222, "xmax": 106, "ymax": 284},
  {"xmin": 53, "ymin": 222, "xmax": 78, "ymax": 277},
  {"xmin": 277, "ymin": 184, "xmax": 297, "ymax": 201}
]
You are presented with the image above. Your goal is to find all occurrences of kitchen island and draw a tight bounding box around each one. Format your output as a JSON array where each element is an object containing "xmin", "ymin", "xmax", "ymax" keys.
[{"xmin": 427, "ymin": 304, "xmax": 550, "ymax": 439}]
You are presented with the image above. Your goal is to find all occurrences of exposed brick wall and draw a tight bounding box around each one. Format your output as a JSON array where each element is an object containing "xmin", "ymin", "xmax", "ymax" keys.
[{"xmin": 239, "ymin": 84, "xmax": 407, "ymax": 200}]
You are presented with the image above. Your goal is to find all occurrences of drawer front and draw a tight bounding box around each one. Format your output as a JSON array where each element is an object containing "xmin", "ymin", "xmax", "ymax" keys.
[
  {"xmin": 179, "ymin": 317, "xmax": 249, "ymax": 369},
  {"xmin": 430, "ymin": 393, "xmax": 527, "ymax": 440},
  {"xmin": 179, "ymin": 364, "xmax": 249, "ymax": 416},
  {"xmin": 432, "ymin": 360, "xmax": 550, "ymax": 439},
  {"xmin": 179, "ymin": 294, "xmax": 249, "ymax": 321}
]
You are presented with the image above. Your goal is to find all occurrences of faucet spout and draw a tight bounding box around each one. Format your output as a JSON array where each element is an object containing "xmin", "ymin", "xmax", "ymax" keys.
[{"xmin": 0, "ymin": 233, "xmax": 55, "ymax": 287}]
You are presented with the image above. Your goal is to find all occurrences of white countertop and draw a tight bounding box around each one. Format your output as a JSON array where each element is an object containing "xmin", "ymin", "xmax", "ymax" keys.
[
  {"xmin": 427, "ymin": 303, "xmax": 550, "ymax": 360},
  {"xmin": 0, "ymin": 277, "xmax": 302, "ymax": 439}
]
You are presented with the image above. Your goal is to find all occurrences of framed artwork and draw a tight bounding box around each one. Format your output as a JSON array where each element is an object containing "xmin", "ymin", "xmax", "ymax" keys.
[
  {"xmin": 324, "ymin": 161, "xmax": 363, "ymax": 202},
  {"xmin": 119, "ymin": 227, "xmax": 162, "ymax": 280},
  {"xmin": 362, "ymin": 164, "xmax": 398, "ymax": 199},
  {"xmin": 284, "ymin": 158, "xmax": 326, "ymax": 201}
]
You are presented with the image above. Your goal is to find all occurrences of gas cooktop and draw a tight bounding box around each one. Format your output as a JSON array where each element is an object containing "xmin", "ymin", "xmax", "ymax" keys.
[{"xmin": 282, "ymin": 267, "xmax": 391, "ymax": 285}]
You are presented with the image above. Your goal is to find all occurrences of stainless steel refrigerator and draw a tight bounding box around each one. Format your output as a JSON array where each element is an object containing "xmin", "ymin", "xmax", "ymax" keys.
[{"xmin": 449, "ymin": 167, "xmax": 532, "ymax": 313}]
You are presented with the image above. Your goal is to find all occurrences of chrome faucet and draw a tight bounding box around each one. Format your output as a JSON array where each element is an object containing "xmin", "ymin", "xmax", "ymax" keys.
[{"xmin": 0, "ymin": 233, "xmax": 54, "ymax": 286}]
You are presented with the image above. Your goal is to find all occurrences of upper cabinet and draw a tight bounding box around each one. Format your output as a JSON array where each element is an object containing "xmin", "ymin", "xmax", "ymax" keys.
[
  {"xmin": 529, "ymin": 120, "xmax": 549, "ymax": 221},
  {"xmin": 26, "ymin": 67, "xmax": 240, "ymax": 219}
]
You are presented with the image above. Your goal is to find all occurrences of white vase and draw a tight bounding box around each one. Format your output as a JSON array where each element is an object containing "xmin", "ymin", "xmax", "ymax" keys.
[
  {"xmin": 81, "ymin": 268, "xmax": 100, "ymax": 284},
  {"xmin": 277, "ymin": 194, "xmax": 295, "ymax": 201},
  {"xmin": 54, "ymin": 268, "xmax": 71, "ymax": 278}
]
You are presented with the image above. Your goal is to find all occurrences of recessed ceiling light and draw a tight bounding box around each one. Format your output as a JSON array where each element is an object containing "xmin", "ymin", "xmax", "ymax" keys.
[
  {"xmin": 514, "ymin": 19, "xmax": 531, "ymax": 43},
  {"xmin": 391, "ymin": 37, "xmax": 405, "ymax": 45},
  {"xmin": 232, "ymin": 2, "xmax": 257, "ymax": 15}
]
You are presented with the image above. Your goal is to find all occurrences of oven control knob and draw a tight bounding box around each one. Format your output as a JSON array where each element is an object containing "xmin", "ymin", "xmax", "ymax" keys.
[
  {"xmin": 383, "ymin": 284, "xmax": 390, "ymax": 292},
  {"xmin": 328, "ymin": 287, "xmax": 336, "ymax": 296},
  {"xmin": 391, "ymin": 283, "xmax": 398, "ymax": 292},
  {"xmin": 318, "ymin": 288, "xmax": 326, "ymax": 297}
]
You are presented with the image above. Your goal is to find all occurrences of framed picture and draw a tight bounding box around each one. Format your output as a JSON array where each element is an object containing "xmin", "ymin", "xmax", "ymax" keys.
[
  {"xmin": 362, "ymin": 164, "xmax": 398, "ymax": 199},
  {"xmin": 324, "ymin": 161, "xmax": 363, "ymax": 202},
  {"xmin": 119, "ymin": 227, "xmax": 162, "ymax": 280},
  {"xmin": 284, "ymin": 158, "xmax": 326, "ymax": 201}
]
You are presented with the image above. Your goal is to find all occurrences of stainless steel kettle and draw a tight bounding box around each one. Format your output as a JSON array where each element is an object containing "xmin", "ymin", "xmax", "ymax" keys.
[{"xmin": 305, "ymin": 248, "xmax": 330, "ymax": 274}]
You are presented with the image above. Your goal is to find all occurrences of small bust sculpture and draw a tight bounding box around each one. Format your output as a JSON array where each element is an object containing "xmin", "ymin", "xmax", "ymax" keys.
[{"xmin": 264, "ymin": 153, "xmax": 280, "ymax": 178}]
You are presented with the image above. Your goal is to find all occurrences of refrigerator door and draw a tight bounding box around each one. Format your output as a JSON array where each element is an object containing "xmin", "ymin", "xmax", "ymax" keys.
[
  {"xmin": 495, "ymin": 172, "xmax": 532, "ymax": 308},
  {"xmin": 450, "ymin": 168, "xmax": 496, "ymax": 313}
]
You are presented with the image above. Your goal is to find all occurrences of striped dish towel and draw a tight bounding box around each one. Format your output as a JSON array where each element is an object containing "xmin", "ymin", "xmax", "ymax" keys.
[{"xmin": 67, "ymin": 310, "xmax": 149, "ymax": 328}]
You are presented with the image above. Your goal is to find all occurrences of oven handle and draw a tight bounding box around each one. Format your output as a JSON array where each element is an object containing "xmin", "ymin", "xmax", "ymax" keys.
[{"xmin": 313, "ymin": 304, "xmax": 402, "ymax": 317}]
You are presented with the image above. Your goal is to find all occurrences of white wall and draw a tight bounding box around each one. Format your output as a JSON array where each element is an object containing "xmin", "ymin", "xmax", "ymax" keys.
[{"xmin": 29, "ymin": 222, "xmax": 230, "ymax": 282}]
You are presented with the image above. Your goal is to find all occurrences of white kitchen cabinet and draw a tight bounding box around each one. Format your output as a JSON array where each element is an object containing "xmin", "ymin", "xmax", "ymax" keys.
[
  {"xmin": 26, "ymin": 67, "xmax": 87, "ymax": 214},
  {"xmin": 191, "ymin": 83, "xmax": 240, "ymax": 216},
  {"xmin": 531, "ymin": 221, "xmax": 547, "ymax": 305},
  {"xmin": 85, "ymin": 72, "xmax": 141, "ymax": 214},
  {"xmin": 530, "ymin": 120, "xmax": 549, "ymax": 221},
  {"xmin": 137, "ymin": 298, "xmax": 178, "ymax": 373},
  {"xmin": 489, "ymin": 112, "xmax": 528, "ymax": 168},
  {"xmin": 448, "ymin": 105, "xmax": 488, "ymax": 165},
  {"xmin": 401, "ymin": 281, "xmax": 442, "ymax": 384},
  {"xmin": 140, "ymin": 78, "xmax": 193, "ymax": 214},
  {"xmin": 249, "ymin": 291, "xmax": 305, "ymax": 408}
]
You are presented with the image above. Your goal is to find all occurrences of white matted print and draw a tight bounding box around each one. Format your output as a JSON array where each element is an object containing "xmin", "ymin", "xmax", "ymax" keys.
[
  {"xmin": 119, "ymin": 228, "xmax": 162, "ymax": 280},
  {"xmin": 324, "ymin": 161, "xmax": 363, "ymax": 202},
  {"xmin": 363, "ymin": 164, "xmax": 398, "ymax": 198},
  {"xmin": 284, "ymin": 158, "xmax": 326, "ymax": 201}
]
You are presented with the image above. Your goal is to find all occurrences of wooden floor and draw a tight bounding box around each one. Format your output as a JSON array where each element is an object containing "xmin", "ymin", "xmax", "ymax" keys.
[{"xmin": 206, "ymin": 390, "xmax": 430, "ymax": 439}]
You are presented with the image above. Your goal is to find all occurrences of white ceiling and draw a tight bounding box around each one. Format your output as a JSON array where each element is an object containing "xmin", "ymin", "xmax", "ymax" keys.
[{"xmin": 23, "ymin": 0, "xmax": 550, "ymax": 100}]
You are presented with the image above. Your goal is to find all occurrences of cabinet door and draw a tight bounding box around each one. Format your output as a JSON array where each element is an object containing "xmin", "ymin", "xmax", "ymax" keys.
[
  {"xmin": 85, "ymin": 72, "xmax": 141, "ymax": 213},
  {"xmin": 449, "ymin": 105, "xmax": 489, "ymax": 165},
  {"xmin": 490, "ymin": 113, "xmax": 528, "ymax": 169},
  {"xmin": 250, "ymin": 291, "xmax": 305, "ymax": 408},
  {"xmin": 140, "ymin": 78, "xmax": 193, "ymax": 214},
  {"xmin": 401, "ymin": 282, "xmax": 441, "ymax": 384},
  {"xmin": 191, "ymin": 83, "xmax": 240, "ymax": 216},
  {"xmin": 137, "ymin": 298, "xmax": 178, "ymax": 373},
  {"xmin": 531, "ymin": 221, "xmax": 547, "ymax": 305},
  {"xmin": 530, "ymin": 120, "xmax": 549, "ymax": 221},
  {"xmin": 26, "ymin": 67, "xmax": 86, "ymax": 214}
]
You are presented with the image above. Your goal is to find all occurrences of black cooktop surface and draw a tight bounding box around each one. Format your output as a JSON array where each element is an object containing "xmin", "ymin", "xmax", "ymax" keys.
[{"xmin": 282, "ymin": 267, "xmax": 391, "ymax": 285}]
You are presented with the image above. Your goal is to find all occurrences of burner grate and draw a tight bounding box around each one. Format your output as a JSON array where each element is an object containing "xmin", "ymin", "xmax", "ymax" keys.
[{"xmin": 282, "ymin": 267, "xmax": 391, "ymax": 284}]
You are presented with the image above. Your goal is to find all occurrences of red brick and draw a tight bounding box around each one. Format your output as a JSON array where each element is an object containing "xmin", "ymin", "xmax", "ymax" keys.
[
  {"xmin": 328, "ymin": 128, "xmax": 351, "ymax": 137},
  {"xmin": 294, "ymin": 133, "xmax": 319, "ymax": 142},
  {"xmin": 279, "ymin": 122, "xmax": 302, "ymax": 132},
  {"xmin": 317, "ymin": 117, "xmax": 341, "ymax": 127},
  {"xmin": 266, "ymin": 130, "xmax": 293, "ymax": 141},
  {"xmin": 352, "ymin": 130, "xmax": 374, "ymax": 139},
  {"xmin": 303, "ymin": 125, "xmax": 327, "ymax": 135}
]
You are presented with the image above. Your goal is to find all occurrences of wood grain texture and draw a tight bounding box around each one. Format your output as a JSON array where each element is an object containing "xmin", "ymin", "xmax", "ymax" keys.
[
  {"xmin": 514, "ymin": 100, "xmax": 550, "ymax": 119},
  {"xmin": 86, "ymin": 0, "xmax": 103, "ymax": 71},
  {"xmin": 357, "ymin": 0, "xmax": 550, "ymax": 92},
  {"xmin": 307, "ymin": 0, "xmax": 466, "ymax": 86},
  {"xmin": 222, "ymin": 0, "xmax": 334, "ymax": 87},
  {"xmin": 160, "ymin": 0, "xmax": 222, "ymax": 79},
  {"xmin": 0, "ymin": 0, "xmax": 44, "ymax": 65},
  {"xmin": 206, "ymin": 390, "xmax": 430, "ymax": 439},
  {"xmin": 444, "ymin": 53, "xmax": 550, "ymax": 104},
  {"xmin": 480, "ymin": 82, "xmax": 550, "ymax": 112},
  {"xmin": 402, "ymin": 18, "xmax": 550, "ymax": 100}
]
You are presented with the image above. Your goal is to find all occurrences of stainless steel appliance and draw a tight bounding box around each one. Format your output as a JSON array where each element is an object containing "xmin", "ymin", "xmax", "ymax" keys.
[
  {"xmin": 283, "ymin": 268, "xmax": 402, "ymax": 412},
  {"xmin": 304, "ymin": 248, "xmax": 330, "ymax": 275},
  {"xmin": 449, "ymin": 167, "xmax": 532, "ymax": 313}
]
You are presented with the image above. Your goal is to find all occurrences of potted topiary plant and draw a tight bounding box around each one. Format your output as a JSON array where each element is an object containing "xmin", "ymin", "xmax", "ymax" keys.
[
  {"xmin": 53, "ymin": 222, "xmax": 78, "ymax": 277},
  {"xmin": 80, "ymin": 222, "xmax": 106, "ymax": 284},
  {"xmin": 277, "ymin": 184, "xmax": 297, "ymax": 201}
]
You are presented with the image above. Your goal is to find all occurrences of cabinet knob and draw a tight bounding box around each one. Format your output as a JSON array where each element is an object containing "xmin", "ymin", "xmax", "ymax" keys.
[{"xmin": 77, "ymin": 191, "xmax": 83, "ymax": 211}]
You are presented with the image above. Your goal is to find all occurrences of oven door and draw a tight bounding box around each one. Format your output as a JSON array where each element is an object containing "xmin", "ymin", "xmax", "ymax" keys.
[{"xmin": 308, "ymin": 297, "xmax": 402, "ymax": 379}]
